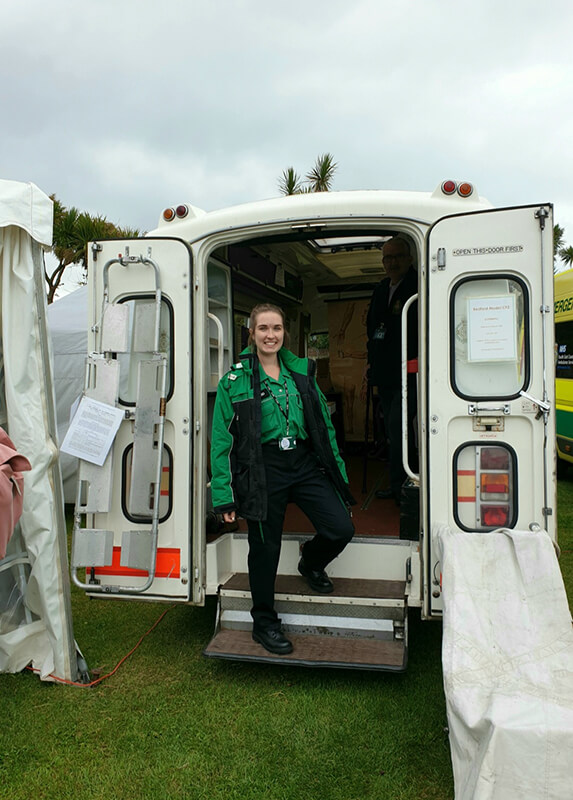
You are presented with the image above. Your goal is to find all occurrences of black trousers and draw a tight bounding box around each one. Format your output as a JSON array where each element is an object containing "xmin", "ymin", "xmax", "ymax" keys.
[
  {"xmin": 246, "ymin": 441, "xmax": 354, "ymax": 631},
  {"xmin": 377, "ymin": 378, "xmax": 417, "ymax": 497}
]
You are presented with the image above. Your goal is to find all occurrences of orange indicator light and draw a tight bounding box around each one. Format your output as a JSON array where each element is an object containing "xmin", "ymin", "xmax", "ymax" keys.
[{"xmin": 457, "ymin": 182, "xmax": 473, "ymax": 197}]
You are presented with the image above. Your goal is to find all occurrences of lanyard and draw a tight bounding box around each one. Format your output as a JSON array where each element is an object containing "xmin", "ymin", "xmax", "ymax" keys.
[{"xmin": 264, "ymin": 377, "xmax": 290, "ymax": 436}]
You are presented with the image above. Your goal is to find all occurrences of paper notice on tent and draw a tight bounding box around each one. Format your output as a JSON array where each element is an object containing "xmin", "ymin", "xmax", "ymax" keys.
[{"xmin": 60, "ymin": 396, "xmax": 124, "ymax": 466}]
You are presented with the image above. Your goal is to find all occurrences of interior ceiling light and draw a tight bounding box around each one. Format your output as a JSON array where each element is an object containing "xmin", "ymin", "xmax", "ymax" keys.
[{"xmin": 310, "ymin": 235, "xmax": 388, "ymax": 253}]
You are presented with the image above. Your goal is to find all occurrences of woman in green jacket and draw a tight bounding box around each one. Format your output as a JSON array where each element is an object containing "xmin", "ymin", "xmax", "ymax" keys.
[{"xmin": 211, "ymin": 303, "xmax": 355, "ymax": 655}]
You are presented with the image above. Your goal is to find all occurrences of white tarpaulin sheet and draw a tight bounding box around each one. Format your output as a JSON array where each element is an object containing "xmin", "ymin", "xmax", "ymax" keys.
[
  {"xmin": 437, "ymin": 524, "xmax": 573, "ymax": 799},
  {"xmin": 0, "ymin": 179, "xmax": 77, "ymax": 681},
  {"xmin": 47, "ymin": 286, "xmax": 87, "ymax": 502}
]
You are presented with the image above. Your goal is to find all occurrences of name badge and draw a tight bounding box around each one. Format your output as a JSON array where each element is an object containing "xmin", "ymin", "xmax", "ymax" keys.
[
  {"xmin": 278, "ymin": 436, "xmax": 297, "ymax": 451},
  {"xmin": 373, "ymin": 323, "xmax": 386, "ymax": 340}
]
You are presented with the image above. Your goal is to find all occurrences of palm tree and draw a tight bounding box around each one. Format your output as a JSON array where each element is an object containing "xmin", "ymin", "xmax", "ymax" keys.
[
  {"xmin": 278, "ymin": 167, "xmax": 304, "ymax": 196},
  {"xmin": 278, "ymin": 153, "xmax": 338, "ymax": 195},
  {"xmin": 305, "ymin": 153, "xmax": 338, "ymax": 192},
  {"xmin": 47, "ymin": 196, "xmax": 140, "ymax": 303},
  {"xmin": 554, "ymin": 224, "xmax": 565, "ymax": 258},
  {"xmin": 560, "ymin": 246, "xmax": 573, "ymax": 268}
]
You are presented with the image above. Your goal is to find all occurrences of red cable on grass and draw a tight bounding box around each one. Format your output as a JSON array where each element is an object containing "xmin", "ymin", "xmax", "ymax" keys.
[{"xmin": 26, "ymin": 605, "xmax": 174, "ymax": 688}]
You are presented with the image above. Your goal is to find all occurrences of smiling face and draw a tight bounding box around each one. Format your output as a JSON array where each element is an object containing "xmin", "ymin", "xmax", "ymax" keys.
[
  {"xmin": 250, "ymin": 310, "xmax": 285, "ymax": 357},
  {"xmin": 382, "ymin": 238, "xmax": 412, "ymax": 285}
]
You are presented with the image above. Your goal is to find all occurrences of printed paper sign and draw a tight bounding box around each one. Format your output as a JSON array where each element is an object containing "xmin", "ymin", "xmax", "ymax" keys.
[
  {"xmin": 60, "ymin": 396, "xmax": 124, "ymax": 466},
  {"xmin": 467, "ymin": 295, "xmax": 517, "ymax": 362}
]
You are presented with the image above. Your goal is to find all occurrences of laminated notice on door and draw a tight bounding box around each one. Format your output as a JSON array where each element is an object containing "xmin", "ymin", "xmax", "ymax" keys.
[
  {"xmin": 467, "ymin": 295, "xmax": 517, "ymax": 362},
  {"xmin": 60, "ymin": 396, "xmax": 124, "ymax": 466}
]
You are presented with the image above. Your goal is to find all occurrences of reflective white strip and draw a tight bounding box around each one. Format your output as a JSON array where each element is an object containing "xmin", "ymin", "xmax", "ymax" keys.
[
  {"xmin": 221, "ymin": 609, "xmax": 394, "ymax": 632},
  {"xmin": 221, "ymin": 588, "xmax": 404, "ymax": 608}
]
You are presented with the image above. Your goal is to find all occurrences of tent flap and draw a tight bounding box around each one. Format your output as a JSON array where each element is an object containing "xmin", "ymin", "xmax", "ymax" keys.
[
  {"xmin": 0, "ymin": 179, "xmax": 53, "ymax": 248},
  {"xmin": 0, "ymin": 180, "xmax": 77, "ymax": 682}
]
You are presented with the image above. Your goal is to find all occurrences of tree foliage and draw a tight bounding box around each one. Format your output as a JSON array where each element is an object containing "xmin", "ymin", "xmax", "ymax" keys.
[
  {"xmin": 305, "ymin": 152, "xmax": 338, "ymax": 192},
  {"xmin": 47, "ymin": 196, "xmax": 140, "ymax": 303},
  {"xmin": 278, "ymin": 153, "xmax": 338, "ymax": 195},
  {"xmin": 278, "ymin": 167, "xmax": 305, "ymax": 196},
  {"xmin": 560, "ymin": 246, "xmax": 573, "ymax": 268},
  {"xmin": 554, "ymin": 224, "xmax": 565, "ymax": 257},
  {"xmin": 554, "ymin": 224, "xmax": 573, "ymax": 272}
]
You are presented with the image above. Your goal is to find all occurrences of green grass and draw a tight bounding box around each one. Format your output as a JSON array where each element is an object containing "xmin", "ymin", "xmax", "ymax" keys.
[{"xmin": 2, "ymin": 486, "xmax": 573, "ymax": 800}]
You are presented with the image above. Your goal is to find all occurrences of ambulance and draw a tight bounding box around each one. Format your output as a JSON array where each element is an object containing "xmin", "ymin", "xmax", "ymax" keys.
[
  {"xmin": 554, "ymin": 268, "xmax": 573, "ymax": 472},
  {"xmin": 70, "ymin": 181, "xmax": 556, "ymax": 670}
]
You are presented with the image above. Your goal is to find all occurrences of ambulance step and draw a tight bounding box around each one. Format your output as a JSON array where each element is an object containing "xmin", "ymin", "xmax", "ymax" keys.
[
  {"xmin": 221, "ymin": 572, "xmax": 406, "ymax": 601},
  {"xmin": 203, "ymin": 629, "xmax": 406, "ymax": 671},
  {"xmin": 204, "ymin": 573, "xmax": 408, "ymax": 671},
  {"xmin": 219, "ymin": 573, "xmax": 406, "ymax": 628}
]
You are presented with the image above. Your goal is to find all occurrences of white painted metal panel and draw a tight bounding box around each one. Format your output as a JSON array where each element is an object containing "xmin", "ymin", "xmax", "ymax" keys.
[{"xmin": 425, "ymin": 206, "xmax": 555, "ymax": 617}]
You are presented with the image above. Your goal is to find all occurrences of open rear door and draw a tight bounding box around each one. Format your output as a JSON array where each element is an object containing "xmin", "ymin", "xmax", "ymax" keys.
[
  {"xmin": 71, "ymin": 238, "xmax": 198, "ymax": 602},
  {"xmin": 424, "ymin": 205, "xmax": 555, "ymax": 617}
]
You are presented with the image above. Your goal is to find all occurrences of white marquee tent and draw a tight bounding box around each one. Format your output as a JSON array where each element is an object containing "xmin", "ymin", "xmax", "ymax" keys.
[
  {"xmin": 0, "ymin": 179, "xmax": 79, "ymax": 682},
  {"xmin": 47, "ymin": 285, "xmax": 87, "ymax": 503}
]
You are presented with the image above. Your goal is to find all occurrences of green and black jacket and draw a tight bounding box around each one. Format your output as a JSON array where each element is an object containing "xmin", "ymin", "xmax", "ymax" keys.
[{"xmin": 210, "ymin": 347, "xmax": 356, "ymax": 521}]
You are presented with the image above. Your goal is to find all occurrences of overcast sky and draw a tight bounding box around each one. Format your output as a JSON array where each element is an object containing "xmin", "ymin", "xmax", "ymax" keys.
[{"xmin": 3, "ymin": 0, "xmax": 573, "ymax": 259}]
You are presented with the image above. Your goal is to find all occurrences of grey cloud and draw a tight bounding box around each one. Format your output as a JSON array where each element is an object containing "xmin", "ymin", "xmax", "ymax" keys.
[{"xmin": 2, "ymin": 0, "xmax": 573, "ymax": 236}]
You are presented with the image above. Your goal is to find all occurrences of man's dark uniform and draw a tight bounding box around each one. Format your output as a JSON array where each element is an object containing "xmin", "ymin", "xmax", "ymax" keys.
[{"xmin": 366, "ymin": 267, "xmax": 418, "ymax": 500}]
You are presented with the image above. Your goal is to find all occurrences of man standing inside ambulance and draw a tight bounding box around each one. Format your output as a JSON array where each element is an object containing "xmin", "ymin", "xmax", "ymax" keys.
[{"xmin": 366, "ymin": 237, "xmax": 418, "ymax": 506}]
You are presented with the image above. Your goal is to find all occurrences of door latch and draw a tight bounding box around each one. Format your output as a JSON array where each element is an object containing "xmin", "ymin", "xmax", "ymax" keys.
[
  {"xmin": 468, "ymin": 403, "xmax": 509, "ymax": 431},
  {"xmin": 519, "ymin": 390, "xmax": 551, "ymax": 419}
]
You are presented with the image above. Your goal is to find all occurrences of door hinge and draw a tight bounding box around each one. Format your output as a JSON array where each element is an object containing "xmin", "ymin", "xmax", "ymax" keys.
[
  {"xmin": 437, "ymin": 247, "xmax": 446, "ymax": 270},
  {"xmin": 290, "ymin": 222, "xmax": 325, "ymax": 232},
  {"xmin": 91, "ymin": 241, "xmax": 103, "ymax": 261},
  {"xmin": 535, "ymin": 206, "xmax": 549, "ymax": 230}
]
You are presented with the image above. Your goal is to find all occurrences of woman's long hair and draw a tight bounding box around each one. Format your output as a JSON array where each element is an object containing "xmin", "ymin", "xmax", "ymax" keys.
[{"xmin": 247, "ymin": 303, "xmax": 290, "ymax": 349}]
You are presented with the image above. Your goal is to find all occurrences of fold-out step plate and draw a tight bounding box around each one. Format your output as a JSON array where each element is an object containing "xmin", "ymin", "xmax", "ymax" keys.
[
  {"xmin": 204, "ymin": 629, "xmax": 407, "ymax": 671},
  {"xmin": 222, "ymin": 572, "xmax": 406, "ymax": 600}
]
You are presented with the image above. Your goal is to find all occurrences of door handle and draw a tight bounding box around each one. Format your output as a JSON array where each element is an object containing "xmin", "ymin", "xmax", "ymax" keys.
[
  {"xmin": 401, "ymin": 293, "xmax": 419, "ymax": 482},
  {"xmin": 519, "ymin": 390, "xmax": 551, "ymax": 415},
  {"xmin": 208, "ymin": 313, "xmax": 224, "ymax": 380}
]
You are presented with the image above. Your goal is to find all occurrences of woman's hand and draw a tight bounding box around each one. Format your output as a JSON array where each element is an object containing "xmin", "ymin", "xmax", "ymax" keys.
[{"xmin": 223, "ymin": 511, "xmax": 236, "ymax": 523}]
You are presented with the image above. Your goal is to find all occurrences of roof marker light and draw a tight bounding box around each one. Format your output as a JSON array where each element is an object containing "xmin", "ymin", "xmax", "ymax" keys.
[
  {"xmin": 162, "ymin": 207, "xmax": 176, "ymax": 222},
  {"xmin": 457, "ymin": 182, "xmax": 474, "ymax": 198},
  {"xmin": 176, "ymin": 205, "xmax": 189, "ymax": 219},
  {"xmin": 441, "ymin": 180, "xmax": 457, "ymax": 195}
]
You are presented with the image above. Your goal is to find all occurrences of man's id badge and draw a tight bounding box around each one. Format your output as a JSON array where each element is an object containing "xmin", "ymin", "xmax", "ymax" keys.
[
  {"xmin": 373, "ymin": 323, "xmax": 386, "ymax": 341},
  {"xmin": 278, "ymin": 436, "xmax": 297, "ymax": 451}
]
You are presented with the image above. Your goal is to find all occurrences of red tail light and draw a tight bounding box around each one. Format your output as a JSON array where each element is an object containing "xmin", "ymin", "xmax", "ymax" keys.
[
  {"xmin": 481, "ymin": 505, "xmax": 510, "ymax": 527},
  {"xmin": 480, "ymin": 447, "xmax": 510, "ymax": 470},
  {"xmin": 456, "ymin": 444, "xmax": 515, "ymax": 531}
]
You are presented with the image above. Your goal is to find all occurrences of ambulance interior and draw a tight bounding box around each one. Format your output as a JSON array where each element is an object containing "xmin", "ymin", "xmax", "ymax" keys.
[{"xmin": 207, "ymin": 228, "xmax": 420, "ymax": 542}]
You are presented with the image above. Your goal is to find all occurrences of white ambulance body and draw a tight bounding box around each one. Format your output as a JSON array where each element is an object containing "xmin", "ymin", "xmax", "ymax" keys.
[{"xmin": 70, "ymin": 182, "xmax": 555, "ymax": 670}]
